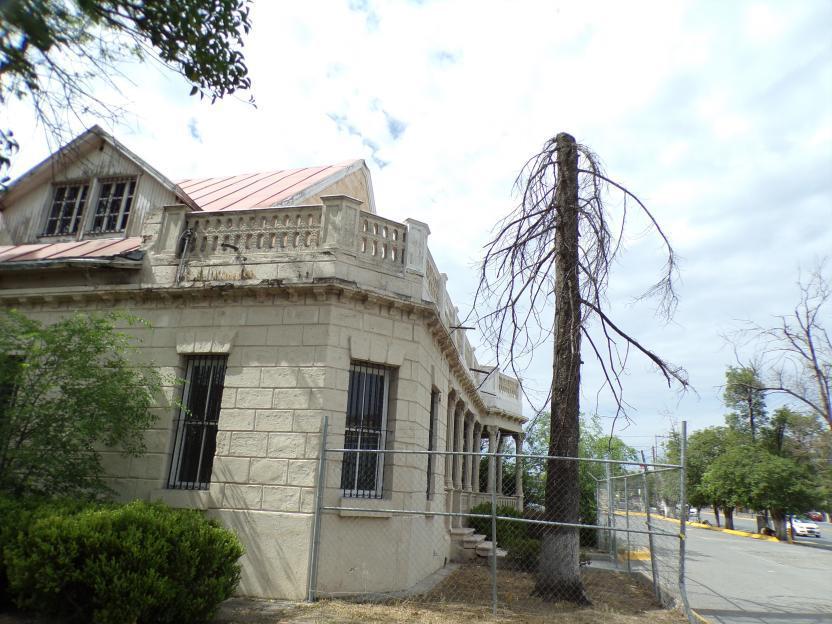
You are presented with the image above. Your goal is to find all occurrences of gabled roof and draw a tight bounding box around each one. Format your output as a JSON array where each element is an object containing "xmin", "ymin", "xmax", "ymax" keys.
[
  {"xmin": 2, "ymin": 126, "xmax": 373, "ymax": 214},
  {"xmin": 177, "ymin": 159, "xmax": 369, "ymax": 212},
  {"xmin": 0, "ymin": 125, "xmax": 199, "ymax": 211}
]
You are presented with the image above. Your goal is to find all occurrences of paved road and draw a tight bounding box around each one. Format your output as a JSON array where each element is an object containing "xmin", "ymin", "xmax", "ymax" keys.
[
  {"xmin": 697, "ymin": 510, "xmax": 832, "ymax": 551},
  {"xmin": 613, "ymin": 514, "xmax": 832, "ymax": 623},
  {"xmin": 684, "ymin": 522, "xmax": 832, "ymax": 623}
]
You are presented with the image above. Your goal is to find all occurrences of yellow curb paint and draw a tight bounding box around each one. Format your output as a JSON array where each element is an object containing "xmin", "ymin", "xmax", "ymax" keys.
[
  {"xmin": 613, "ymin": 511, "xmax": 781, "ymax": 542},
  {"xmin": 690, "ymin": 608, "xmax": 711, "ymax": 623},
  {"xmin": 617, "ymin": 549, "xmax": 651, "ymax": 563}
]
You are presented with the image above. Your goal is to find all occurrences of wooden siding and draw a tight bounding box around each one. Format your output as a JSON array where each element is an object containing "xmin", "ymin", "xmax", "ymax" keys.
[{"xmin": 1, "ymin": 142, "xmax": 177, "ymax": 244}]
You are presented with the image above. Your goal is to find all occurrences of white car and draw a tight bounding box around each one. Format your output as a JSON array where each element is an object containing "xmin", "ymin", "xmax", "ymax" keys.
[{"xmin": 790, "ymin": 516, "xmax": 821, "ymax": 538}]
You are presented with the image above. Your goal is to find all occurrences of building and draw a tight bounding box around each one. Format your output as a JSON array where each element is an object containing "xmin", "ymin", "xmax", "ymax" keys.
[{"xmin": 0, "ymin": 126, "xmax": 525, "ymax": 599}]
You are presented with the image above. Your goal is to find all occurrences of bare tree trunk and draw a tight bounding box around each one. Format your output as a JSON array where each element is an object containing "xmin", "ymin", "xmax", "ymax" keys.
[
  {"xmin": 535, "ymin": 133, "xmax": 590, "ymax": 604},
  {"xmin": 714, "ymin": 505, "xmax": 721, "ymax": 527},
  {"xmin": 771, "ymin": 510, "xmax": 787, "ymax": 540},
  {"xmin": 724, "ymin": 507, "xmax": 735, "ymax": 530},
  {"xmin": 756, "ymin": 511, "xmax": 769, "ymax": 533}
]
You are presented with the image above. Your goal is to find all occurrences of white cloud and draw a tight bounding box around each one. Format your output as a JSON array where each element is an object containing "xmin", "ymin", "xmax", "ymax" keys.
[{"xmin": 5, "ymin": 0, "xmax": 832, "ymax": 451}]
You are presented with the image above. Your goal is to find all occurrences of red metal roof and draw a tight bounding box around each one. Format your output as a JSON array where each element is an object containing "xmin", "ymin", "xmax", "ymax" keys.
[
  {"xmin": 0, "ymin": 237, "xmax": 142, "ymax": 263},
  {"xmin": 177, "ymin": 161, "xmax": 358, "ymax": 212}
]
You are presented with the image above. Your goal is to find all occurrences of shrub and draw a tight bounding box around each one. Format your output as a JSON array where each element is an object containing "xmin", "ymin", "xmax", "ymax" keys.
[
  {"xmin": 0, "ymin": 496, "xmax": 92, "ymax": 606},
  {"xmin": 468, "ymin": 502, "xmax": 525, "ymax": 545},
  {"xmin": 4, "ymin": 500, "xmax": 244, "ymax": 624},
  {"xmin": 507, "ymin": 537, "xmax": 541, "ymax": 569}
]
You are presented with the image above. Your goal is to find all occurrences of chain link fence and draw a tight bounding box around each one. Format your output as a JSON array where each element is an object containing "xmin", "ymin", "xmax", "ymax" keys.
[{"xmin": 306, "ymin": 425, "xmax": 695, "ymax": 622}]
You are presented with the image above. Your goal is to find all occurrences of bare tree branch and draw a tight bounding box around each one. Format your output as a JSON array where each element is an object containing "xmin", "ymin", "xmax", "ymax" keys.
[{"xmin": 731, "ymin": 259, "xmax": 831, "ymax": 429}]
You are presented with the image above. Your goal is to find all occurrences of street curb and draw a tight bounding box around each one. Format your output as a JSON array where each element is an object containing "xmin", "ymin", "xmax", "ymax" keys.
[
  {"xmin": 690, "ymin": 607, "xmax": 711, "ymax": 623},
  {"xmin": 615, "ymin": 511, "xmax": 781, "ymax": 542}
]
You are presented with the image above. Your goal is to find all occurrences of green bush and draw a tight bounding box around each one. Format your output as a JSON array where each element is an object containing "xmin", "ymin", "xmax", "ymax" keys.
[
  {"xmin": 0, "ymin": 496, "xmax": 92, "ymax": 606},
  {"xmin": 3, "ymin": 499, "xmax": 244, "ymax": 624},
  {"xmin": 507, "ymin": 537, "xmax": 541, "ymax": 569},
  {"xmin": 468, "ymin": 503, "xmax": 524, "ymax": 545}
]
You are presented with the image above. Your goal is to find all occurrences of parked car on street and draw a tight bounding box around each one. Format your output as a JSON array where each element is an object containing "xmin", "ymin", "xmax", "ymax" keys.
[
  {"xmin": 806, "ymin": 511, "xmax": 823, "ymax": 522},
  {"xmin": 789, "ymin": 516, "xmax": 821, "ymax": 538}
]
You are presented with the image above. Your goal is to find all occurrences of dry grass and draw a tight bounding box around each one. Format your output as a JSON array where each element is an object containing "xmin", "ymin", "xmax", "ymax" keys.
[
  {"xmin": 214, "ymin": 564, "xmax": 688, "ymax": 623},
  {"xmin": 1, "ymin": 565, "xmax": 687, "ymax": 623}
]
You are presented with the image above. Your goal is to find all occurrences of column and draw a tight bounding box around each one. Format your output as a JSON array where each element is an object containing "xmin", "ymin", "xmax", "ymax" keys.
[
  {"xmin": 496, "ymin": 435, "xmax": 504, "ymax": 495},
  {"xmin": 453, "ymin": 405, "xmax": 464, "ymax": 489},
  {"xmin": 472, "ymin": 423, "xmax": 482, "ymax": 493},
  {"xmin": 486, "ymin": 425, "xmax": 498, "ymax": 494},
  {"xmin": 444, "ymin": 393, "xmax": 456, "ymax": 489},
  {"xmin": 463, "ymin": 414, "xmax": 474, "ymax": 491},
  {"xmin": 514, "ymin": 432, "xmax": 524, "ymax": 500}
]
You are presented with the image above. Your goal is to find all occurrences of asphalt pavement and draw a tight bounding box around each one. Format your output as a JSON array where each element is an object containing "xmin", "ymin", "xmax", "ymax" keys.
[
  {"xmin": 697, "ymin": 510, "xmax": 832, "ymax": 551},
  {"xmin": 683, "ymin": 521, "xmax": 832, "ymax": 623},
  {"xmin": 610, "ymin": 512, "xmax": 831, "ymax": 623}
]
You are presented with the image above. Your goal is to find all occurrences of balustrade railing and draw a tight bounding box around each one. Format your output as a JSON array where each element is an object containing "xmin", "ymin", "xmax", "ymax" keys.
[
  {"xmin": 467, "ymin": 491, "xmax": 522, "ymax": 512},
  {"xmin": 498, "ymin": 374, "xmax": 520, "ymax": 400},
  {"xmin": 185, "ymin": 206, "xmax": 322, "ymax": 257},
  {"xmin": 425, "ymin": 251, "xmax": 442, "ymax": 303},
  {"xmin": 357, "ymin": 214, "xmax": 406, "ymax": 268}
]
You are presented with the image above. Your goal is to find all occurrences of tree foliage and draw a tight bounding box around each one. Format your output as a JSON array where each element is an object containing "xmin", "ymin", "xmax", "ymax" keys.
[
  {"xmin": 515, "ymin": 413, "xmax": 638, "ymax": 510},
  {"xmin": 723, "ymin": 366, "xmax": 768, "ymax": 440},
  {"xmin": 0, "ymin": 310, "xmax": 164, "ymax": 497},
  {"xmin": 0, "ymin": 0, "xmax": 253, "ymax": 182}
]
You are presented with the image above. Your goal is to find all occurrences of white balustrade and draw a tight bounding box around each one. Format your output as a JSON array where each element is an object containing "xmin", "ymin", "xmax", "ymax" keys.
[
  {"xmin": 498, "ymin": 374, "xmax": 520, "ymax": 400},
  {"xmin": 185, "ymin": 207, "xmax": 323, "ymax": 257},
  {"xmin": 358, "ymin": 214, "xmax": 406, "ymax": 268}
]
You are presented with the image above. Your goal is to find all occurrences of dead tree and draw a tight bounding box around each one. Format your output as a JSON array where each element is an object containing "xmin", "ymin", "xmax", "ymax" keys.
[
  {"xmin": 737, "ymin": 262, "xmax": 831, "ymax": 430},
  {"xmin": 475, "ymin": 132, "xmax": 688, "ymax": 604}
]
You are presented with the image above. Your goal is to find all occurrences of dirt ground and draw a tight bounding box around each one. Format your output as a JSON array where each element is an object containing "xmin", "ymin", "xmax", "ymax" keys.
[
  {"xmin": 214, "ymin": 565, "xmax": 688, "ymax": 624},
  {"xmin": 1, "ymin": 565, "xmax": 687, "ymax": 623}
]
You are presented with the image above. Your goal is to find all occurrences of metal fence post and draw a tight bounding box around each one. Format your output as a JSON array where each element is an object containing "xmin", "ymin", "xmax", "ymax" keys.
[
  {"xmin": 490, "ymin": 488, "xmax": 498, "ymax": 615},
  {"xmin": 605, "ymin": 458, "xmax": 616, "ymax": 565},
  {"xmin": 640, "ymin": 450, "xmax": 661, "ymax": 604},
  {"xmin": 306, "ymin": 415, "xmax": 329, "ymax": 602},
  {"xmin": 624, "ymin": 474, "xmax": 631, "ymax": 573},
  {"xmin": 593, "ymin": 475, "xmax": 602, "ymax": 550},
  {"xmin": 679, "ymin": 421, "xmax": 696, "ymax": 623}
]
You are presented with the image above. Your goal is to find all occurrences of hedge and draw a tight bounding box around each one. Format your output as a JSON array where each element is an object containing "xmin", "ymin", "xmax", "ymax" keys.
[{"xmin": 0, "ymin": 498, "xmax": 243, "ymax": 624}]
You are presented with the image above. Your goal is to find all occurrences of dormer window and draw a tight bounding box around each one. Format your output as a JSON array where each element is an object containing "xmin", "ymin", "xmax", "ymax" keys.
[
  {"xmin": 90, "ymin": 177, "xmax": 137, "ymax": 233},
  {"xmin": 43, "ymin": 182, "xmax": 89, "ymax": 236}
]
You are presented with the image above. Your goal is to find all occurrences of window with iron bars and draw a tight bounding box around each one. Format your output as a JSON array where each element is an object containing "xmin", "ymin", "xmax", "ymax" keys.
[
  {"xmin": 90, "ymin": 177, "xmax": 137, "ymax": 233},
  {"xmin": 340, "ymin": 362, "xmax": 392, "ymax": 499},
  {"xmin": 168, "ymin": 355, "xmax": 227, "ymax": 490},
  {"xmin": 426, "ymin": 388, "xmax": 439, "ymax": 499},
  {"xmin": 42, "ymin": 182, "xmax": 89, "ymax": 236}
]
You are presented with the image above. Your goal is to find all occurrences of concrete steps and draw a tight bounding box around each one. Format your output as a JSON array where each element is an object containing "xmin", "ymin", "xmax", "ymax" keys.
[
  {"xmin": 449, "ymin": 526, "xmax": 507, "ymax": 561},
  {"xmin": 475, "ymin": 540, "xmax": 507, "ymax": 558}
]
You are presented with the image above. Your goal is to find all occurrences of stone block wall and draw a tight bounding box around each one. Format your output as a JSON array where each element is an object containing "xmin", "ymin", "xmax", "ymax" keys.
[{"xmin": 3, "ymin": 285, "xmax": 487, "ymax": 600}]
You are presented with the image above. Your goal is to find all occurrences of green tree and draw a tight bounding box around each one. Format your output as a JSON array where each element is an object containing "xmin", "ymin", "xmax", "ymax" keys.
[
  {"xmin": 700, "ymin": 443, "xmax": 822, "ymax": 538},
  {"xmin": 0, "ymin": 0, "xmax": 253, "ymax": 182},
  {"xmin": 507, "ymin": 414, "xmax": 637, "ymax": 544},
  {"xmin": 724, "ymin": 366, "xmax": 768, "ymax": 441},
  {"xmin": 0, "ymin": 310, "xmax": 163, "ymax": 497},
  {"xmin": 673, "ymin": 426, "xmax": 742, "ymax": 525}
]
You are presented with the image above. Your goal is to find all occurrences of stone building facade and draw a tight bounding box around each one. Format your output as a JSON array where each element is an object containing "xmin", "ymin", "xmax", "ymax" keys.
[{"xmin": 0, "ymin": 126, "xmax": 525, "ymax": 599}]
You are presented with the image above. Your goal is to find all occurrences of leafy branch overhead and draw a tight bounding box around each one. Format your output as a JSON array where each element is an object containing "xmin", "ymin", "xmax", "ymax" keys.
[{"xmin": 0, "ymin": 0, "xmax": 254, "ymax": 181}]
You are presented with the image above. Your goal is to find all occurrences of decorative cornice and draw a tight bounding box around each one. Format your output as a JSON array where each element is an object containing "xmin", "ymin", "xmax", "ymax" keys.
[{"xmin": 0, "ymin": 276, "xmax": 515, "ymax": 420}]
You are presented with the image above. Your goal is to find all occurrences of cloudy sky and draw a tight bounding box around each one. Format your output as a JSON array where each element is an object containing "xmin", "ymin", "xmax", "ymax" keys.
[{"xmin": 7, "ymin": 0, "xmax": 832, "ymax": 455}]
